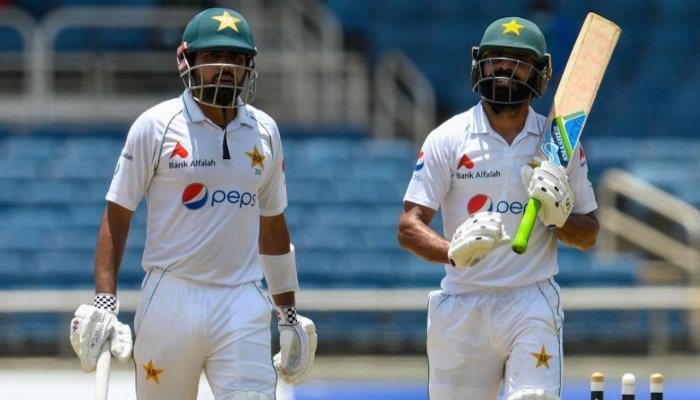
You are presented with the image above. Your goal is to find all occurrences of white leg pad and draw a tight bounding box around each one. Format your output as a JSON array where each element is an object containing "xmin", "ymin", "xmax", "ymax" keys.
[{"xmin": 230, "ymin": 391, "xmax": 274, "ymax": 400}]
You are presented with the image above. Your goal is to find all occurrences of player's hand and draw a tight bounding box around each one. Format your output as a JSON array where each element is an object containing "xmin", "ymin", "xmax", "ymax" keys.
[
  {"xmin": 70, "ymin": 303, "xmax": 133, "ymax": 372},
  {"xmin": 273, "ymin": 307, "xmax": 317, "ymax": 385},
  {"xmin": 522, "ymin": 161, "xmax": 574, "ymax": 228},
  {"xmin": 448, "ymin": 211, "xmax": 511, "ymax": 268}
]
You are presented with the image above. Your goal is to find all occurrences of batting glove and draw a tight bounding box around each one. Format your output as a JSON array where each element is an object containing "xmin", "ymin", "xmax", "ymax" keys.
[
  {"xmin": 69, "ymin": 294, "xmax": 133, "ymax": 373},
  {"xmin": 522, "ymin": 161, "xmax": 574, "ymax": 228},
  {"xmin": 273, "ymin": 305, "xmax": 317, "ymax": 385},
  {"xmin": 448, "ymin": 211, "xmax": 511, "ymax": 268}
]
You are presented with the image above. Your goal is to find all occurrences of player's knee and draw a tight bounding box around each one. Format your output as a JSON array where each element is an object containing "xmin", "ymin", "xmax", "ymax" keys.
[
  {"xmin": 229, "ymin": 391, "xmax": 274, "ymax": 400},
  {"xmin": 507, "ymin": 388, "xmax": 561, "ymax": 400}
]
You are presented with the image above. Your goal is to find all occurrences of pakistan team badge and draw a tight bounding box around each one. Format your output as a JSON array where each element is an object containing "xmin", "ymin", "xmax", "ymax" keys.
[
  {"xmin": 531, "ymin": 345, "xmax": 553, "ymax": 369},
  {"xmin": 245, "ymin": 145, "xmax": 265, "ymax": 175},
  {"xmin": 143, "ymin": 359, "xmax": 164, "ymax": 384}
]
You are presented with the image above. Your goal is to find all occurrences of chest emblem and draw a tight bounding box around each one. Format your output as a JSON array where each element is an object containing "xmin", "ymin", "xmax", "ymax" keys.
[
  {"xmin": 245, "ymin": 145, "xmax": 266, "ymax": 174},
  {"xmin": 170, "ymin": 141, "xmax": 189, "ymax": 159},
  {"xmin": 457, "ymin": 154, "xmax": 475, "ymax": 169}
]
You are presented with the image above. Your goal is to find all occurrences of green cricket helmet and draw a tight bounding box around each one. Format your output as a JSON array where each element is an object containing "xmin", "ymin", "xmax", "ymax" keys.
[
  {"xmin": 177, "ymin": 8, "xmax": 258, "ymax": 108},
  {"xmin": 471, "ymin": 16, "xmax": 552, "ymax": 104}
]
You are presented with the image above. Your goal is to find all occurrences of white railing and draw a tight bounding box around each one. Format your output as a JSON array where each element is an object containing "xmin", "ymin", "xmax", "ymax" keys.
[
  {"xmin": 373, "ymin": 50, "xmax": 436, "ymax": 143},
  {"xmin": 1, "ymin": 286, "xmax": 698, "ymax": 355},
  {"xmin": 597, "ymin": 168, "xmax": 700, "ymax": 281},
  {"xmin": 597, "ymin": 168, "xmax": 700, "ymax": 351},
  {"xmin": 0, "ymin": 4, "xmax": 369, "ymax": 128}
]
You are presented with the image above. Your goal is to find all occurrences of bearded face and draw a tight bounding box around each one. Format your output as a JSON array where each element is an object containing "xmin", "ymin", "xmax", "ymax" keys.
[
  {"xmin": 182, "ymin": 50, "xmax": 257, "ymax": 108},
  {"xmin": 472, "ymin": 50, "xmax": 546, "ymax": 108}
]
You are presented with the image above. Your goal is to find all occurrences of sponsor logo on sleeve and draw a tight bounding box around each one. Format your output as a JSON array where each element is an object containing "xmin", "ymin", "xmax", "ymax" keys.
[{"xmin": 414, "ymin": 150, "xmax": 425, "ymax": 171}]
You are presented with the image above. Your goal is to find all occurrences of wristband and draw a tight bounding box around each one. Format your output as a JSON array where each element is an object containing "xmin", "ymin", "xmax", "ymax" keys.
[
  {"xmin": 276, "ymin": 305, "xmax": 298, "ymax": 325},
  {"xmin": 260, "ymin": 244, "xmax": 300, "ymax": 295},
  {"xmin": 94, "ymin": 293, "xmax": 119, "ymax": 315}
]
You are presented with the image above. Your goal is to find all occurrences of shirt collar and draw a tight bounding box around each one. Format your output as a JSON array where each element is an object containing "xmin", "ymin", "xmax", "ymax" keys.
[
  {"xmin": 181, "ymin": 90, "xmax": 254, "ymax": 128},
  {"xmin": 469, "ymin": 101, "xmax": 543, "ymax": 137}
]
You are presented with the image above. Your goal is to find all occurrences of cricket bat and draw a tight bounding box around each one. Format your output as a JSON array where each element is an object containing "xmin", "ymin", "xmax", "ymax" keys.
[
  {"xmin": 512, "ymin": 12, "xmax": 621, "ymax": 254},
  {"xmin": 94, "ymin": 343, "xmax": 112, "ymax": 400}
]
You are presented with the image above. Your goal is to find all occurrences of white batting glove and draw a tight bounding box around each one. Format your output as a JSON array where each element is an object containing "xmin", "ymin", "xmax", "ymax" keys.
[
  {"xmin": 507, "ymin": 389, "xmax": 561, "ymax": 400},
  {"xmin": 273, "ymin": 306, "xmax": 317, "ymax": 385},
  {"xmin": 69, "ymin": 294, "xmax": 133, "ymax": 373},
  {"xmin": 522, "ymin": 161, "xmax": 574, "ymax": 228},
  {"xmin": 448, "ymin": 211, "xmax": 511, "ymax": 268}
]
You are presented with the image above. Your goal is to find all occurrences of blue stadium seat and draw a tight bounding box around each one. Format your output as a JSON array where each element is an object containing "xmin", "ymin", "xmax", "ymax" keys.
[
  {"xmin": 557, "ymin": 248, "xmax": 640, "ymax": 287},
  {"xmin": 3, "ymin": 136, "xmax": 62, "ymax": 159},
  {"xmin": 33, "ymin": 249, "xmax": 94, "ymax": 286},
  {"xmin": 0, "ymin": 251, "xmax": 30, "ymax": 286},
  {"xmin": 0, "ymin": 27, "xmax": 25, "ymax": 52}
]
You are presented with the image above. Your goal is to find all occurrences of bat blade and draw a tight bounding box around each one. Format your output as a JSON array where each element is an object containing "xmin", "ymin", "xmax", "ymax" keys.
[{"xmin": 512, "ymin": 12, "xmax": 621, "ymax": 254}]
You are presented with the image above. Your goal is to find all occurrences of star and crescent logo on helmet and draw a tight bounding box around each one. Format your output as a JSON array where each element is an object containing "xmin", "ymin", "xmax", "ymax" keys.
[
  {"xmin": 502, "ymin": 19, "xmax": 524, "ymax": 35},
  {"xmin": 211, "ymin": 10, "xmax": 241, "ymax": 32}
]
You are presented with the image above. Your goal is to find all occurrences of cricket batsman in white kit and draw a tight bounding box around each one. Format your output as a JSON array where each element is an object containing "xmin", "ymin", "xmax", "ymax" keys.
[
  {"xmin": 397, "ymin": 17, "xmax": 599, "ymax": 400},
  {"xmin": 69, "ymin": 8, "xmax": 317, "ymax": 399}
]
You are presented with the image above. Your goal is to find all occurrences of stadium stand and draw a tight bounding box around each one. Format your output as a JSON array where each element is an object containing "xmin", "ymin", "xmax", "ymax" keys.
[{"xmin": 0, "ymin": 0, "xmax": 698, "ymax": 355}]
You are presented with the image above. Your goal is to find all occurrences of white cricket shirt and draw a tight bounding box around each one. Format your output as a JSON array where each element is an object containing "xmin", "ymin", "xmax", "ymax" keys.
[
  {"xmin": 404, "ymin": 102, "xmax": 597, "ymax": 294},
  {"xmin": 107, "ymin": 90, "xmax": 287, "ymax": 286}
]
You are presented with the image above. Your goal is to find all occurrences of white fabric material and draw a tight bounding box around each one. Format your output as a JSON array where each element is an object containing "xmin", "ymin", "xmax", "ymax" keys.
[
  {"xmin": 448, "ymin": 211, "xmax": 511, "ymax": 268},
  {"xmin": 231, "ymin": 391, "xmax": 274, "ymax": 400},
  {"xmin": 403, "ymin": 101, "xmax": 597, "ymax": 293},
  {"xmin": 524, "ymin": 161, "xmax": 574, "ymax": 228},
  {"xmin": 273, "ymin": 315, "xmax": 317, "ymax": 385},
  {"xmin": 260, "ymin": 245, "xmax": 299, "ymax": 295},
  {"xmin": 507, "ymin": 389, "xmax": 561, "ymax": 400},
  {"xmin": 426, "ymin": 281, "xmax": 563, "ymax": 399},
  {"xmin": 106, "ymin": 90, "xmax": 287, "ymax": 286},
  {"xmin": 134, "ymin": 272, "xmax": 276, "ymax": 399},
  {"xmin": 70, "ymin": 304, "xmax": 133, "ymax": 372}
]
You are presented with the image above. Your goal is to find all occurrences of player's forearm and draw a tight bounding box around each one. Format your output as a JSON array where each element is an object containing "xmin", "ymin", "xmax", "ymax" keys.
[
  {"xmin": 272, "ymin": 291, "xmax": 295, "ymax": 307},
  {"xmin": 554, "ymin": 212, "xmax": 599, "ymax": 251},
  {"xmin": 259, "ymin": 214, "xmax": 291, "ymax": 255},
  {"xmin": 398, "ymin": 213, "xmax": 450, "ymax": 264},
  {"xmin": 95, "ymin": 203, "xmax": 133, "ymax": 294}
]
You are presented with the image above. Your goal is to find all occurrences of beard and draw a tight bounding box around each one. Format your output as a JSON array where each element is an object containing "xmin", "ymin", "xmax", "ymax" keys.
[
  {"xmin": 200, "ymin": 86, "xmax": 237, "ymax": 107},
  {"xmin": 478, "ymin": 72, "xmax": 532, "ymax": 105}
]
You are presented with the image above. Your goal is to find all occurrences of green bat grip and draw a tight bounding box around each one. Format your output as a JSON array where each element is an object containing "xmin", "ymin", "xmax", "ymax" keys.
[{"xmin": 512, "ymin": 197, "xmax": 542, "ymax": 254}]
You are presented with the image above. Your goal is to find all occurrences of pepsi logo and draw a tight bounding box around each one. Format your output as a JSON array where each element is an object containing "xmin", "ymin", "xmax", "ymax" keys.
[
  {"xmin": 182, "ymin": 183, "xmax": 208, "ymax": 210},
  {"xmin": 415, "ymin": 150, "xmax": 425, "ymax": 171},
  {"xmin": 467, "ymin": 194, "xmax": 493, "ymax": 215},
  {"xmin": 467, "ymin": 194, "xmax": 527, "ymax": 215}
]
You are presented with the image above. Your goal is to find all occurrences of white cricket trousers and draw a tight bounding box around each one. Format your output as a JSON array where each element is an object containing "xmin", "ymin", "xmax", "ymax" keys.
[
  {"xmin": 133, "ymin": 270, "xmax": 276, "ymax": 400},
  {"xmin": 427, "ymin": 279, "xmax": 564, "ymax": 400}
]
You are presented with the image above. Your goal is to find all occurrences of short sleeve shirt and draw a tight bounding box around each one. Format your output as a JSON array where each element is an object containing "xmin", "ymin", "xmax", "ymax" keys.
[
  {"xmin": 107, "ymin": 91, "xmax": 287, "ymax": 286},
  {"xmin": 404, "ymin": 102, "xmax": 597, "ymax": 293}
]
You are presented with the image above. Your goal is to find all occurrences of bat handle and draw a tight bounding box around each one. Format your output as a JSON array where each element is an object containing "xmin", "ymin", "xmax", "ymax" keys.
[
  {"xmin": 512, "ymin": 198, "xmax": 542, "ymax": 254},
  {"xmin": 94, "ymin": 342, "xmax": 112, "ymax": 400}
]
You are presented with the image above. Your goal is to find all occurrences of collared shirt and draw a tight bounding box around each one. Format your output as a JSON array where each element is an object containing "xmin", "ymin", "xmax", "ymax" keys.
[
  {"xmin": 404, "ymin": 101, "xmax": 597, "ymax": 293},
  {"xmin": 107, "ymin": 90, "xmax": 287, "ymax": 286}
]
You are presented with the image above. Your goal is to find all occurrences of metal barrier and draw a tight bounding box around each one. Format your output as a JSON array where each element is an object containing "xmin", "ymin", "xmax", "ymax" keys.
[
  {"xmin": 0, "ymin": 3, "xmax": 372, "ymax": 128},
  {"xmin": 373, "ymin": 50, "xmax": 436, "ymax": 144}
]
